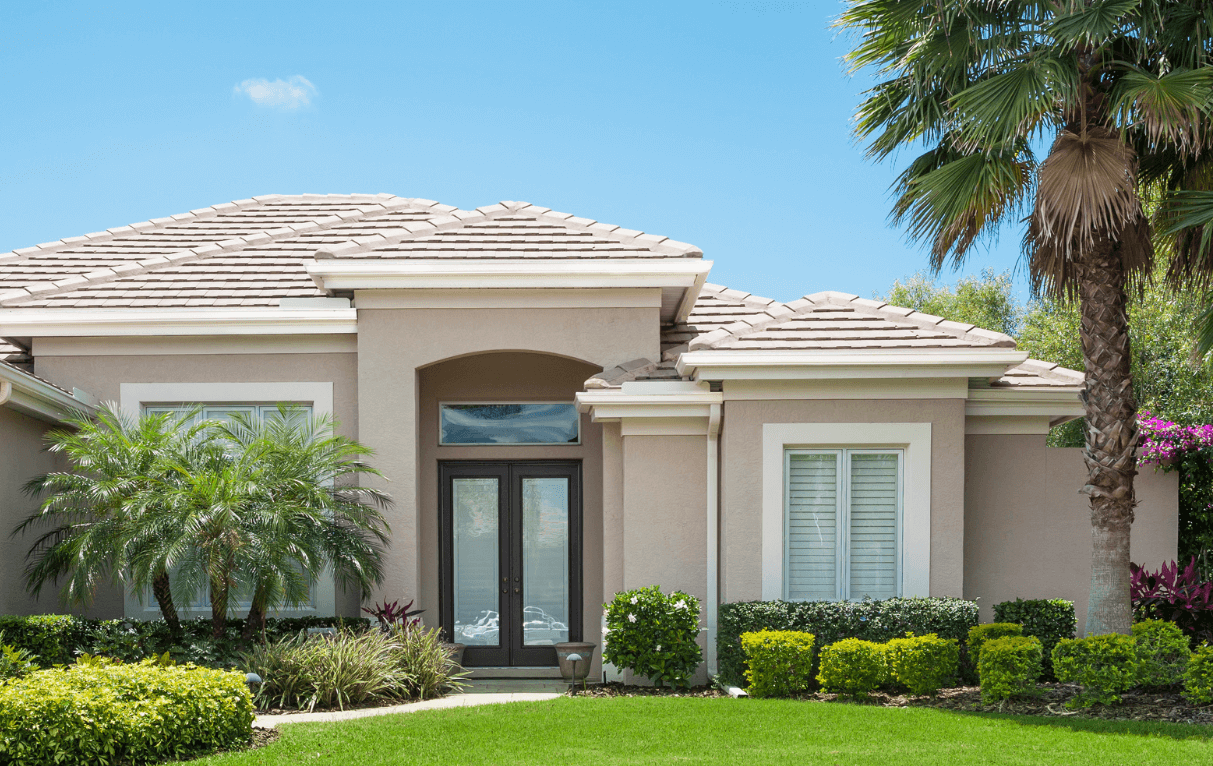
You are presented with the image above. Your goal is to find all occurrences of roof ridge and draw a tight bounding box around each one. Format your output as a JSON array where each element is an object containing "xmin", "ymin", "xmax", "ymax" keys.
[
  {"xmin": 312, "ymin": 200, "xmax": 702, "ymax": 259},
  {"xmin": 0, "ymin": 195, "xmax": 434, "ymax": 307},
  {"xmin": 695, "ymin": 283, "xmax": 783, "ymax": 312},
  {"xmin": 686, "ymin": 291, "xmax": 1018, "ymax": 351}
]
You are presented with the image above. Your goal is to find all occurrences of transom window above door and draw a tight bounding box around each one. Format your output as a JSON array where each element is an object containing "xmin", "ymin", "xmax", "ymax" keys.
[
  {"xmin": 440, "ymin": 403, "xmax": 580, "ymax": 446},
  {"xmin": 785, "ymin": 448, "xmax": 902, "ymax": 602}
]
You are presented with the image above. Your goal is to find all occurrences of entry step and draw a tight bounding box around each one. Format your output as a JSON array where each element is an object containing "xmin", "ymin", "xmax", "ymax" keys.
[{"xmin": 466, "ymin": 666, "xmax": 564, "ymax": 680}]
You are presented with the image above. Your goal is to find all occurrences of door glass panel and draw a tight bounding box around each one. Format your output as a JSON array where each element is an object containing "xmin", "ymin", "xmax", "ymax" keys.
[
  {"xmin": 521, "ymin": 477, "xmax": 569, "ymax": 646},
  {"xmin": 452, "ymin": 478, "xmax": 500, "ymax": 646}
]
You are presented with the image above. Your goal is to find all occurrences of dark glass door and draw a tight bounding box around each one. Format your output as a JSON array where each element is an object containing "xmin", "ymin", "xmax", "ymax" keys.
[{"xmin": 439, "ymin": 462, "xmax": 581, "ymax": 667}]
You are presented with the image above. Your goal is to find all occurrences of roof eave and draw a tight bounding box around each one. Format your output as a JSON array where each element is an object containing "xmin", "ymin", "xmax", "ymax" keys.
[
  {"xmin": 0, "ymin": 364, "xmax": 95, "ymax": 422},
  {"xmin": 676, "ymin": 349, "xmax": 1031, "ymax": 380},
  {"xmin": 0, "ymin": 308, "xmax": 358, "ymax": 337}
]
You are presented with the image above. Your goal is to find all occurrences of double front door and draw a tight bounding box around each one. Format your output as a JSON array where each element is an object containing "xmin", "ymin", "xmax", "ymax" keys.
[{"xmin": 439, "ymin": 462, "xmax": 581, "ymax": 667}]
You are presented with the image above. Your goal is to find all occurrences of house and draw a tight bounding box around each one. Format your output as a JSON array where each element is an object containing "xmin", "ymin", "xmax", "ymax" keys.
[{"xmin": 0, "ymin": 194, "xmax": 1178, "ymax": 679}]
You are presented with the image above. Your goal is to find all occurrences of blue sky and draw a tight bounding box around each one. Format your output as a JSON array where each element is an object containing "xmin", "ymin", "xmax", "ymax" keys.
[{"xmin": 0, "ymin": 0, "xmax": 1027, "ymax": 304}]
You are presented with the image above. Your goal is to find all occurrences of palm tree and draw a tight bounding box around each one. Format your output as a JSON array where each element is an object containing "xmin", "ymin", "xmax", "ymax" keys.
[
  {"xmin": 839, "ymin": 1, "xmax": 1213, "ymax": 634},
  {"xmin": 138, "ymin": 407, "xmax": 392, "ymax": 638},
  {"xmin": 18, "ymin": 406, "xmax": 209, "ymax": 638}
]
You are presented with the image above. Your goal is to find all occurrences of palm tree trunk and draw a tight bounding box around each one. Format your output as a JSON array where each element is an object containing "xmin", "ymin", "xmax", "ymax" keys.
[
  {"xmin": 210, "ymin": 576, "xmax": 229, "ymax": 639},
  {"xmin": 1076, "ymin": 238, "xmax": 1138, "ymax": 636},
  {"xmin": 242, "ymin": 582, "xmax": 270, "ymax": 641},
  {"xmin": 150, "ymin": 568, "xmax": 182, "ymax": 640}
]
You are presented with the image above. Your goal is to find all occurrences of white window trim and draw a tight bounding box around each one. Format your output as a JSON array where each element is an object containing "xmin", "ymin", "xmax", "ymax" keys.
[
  {"xmin": 119, "ymin": 381, "xmax": 336, "ymax": 620},
  {"xmin": 762, "ymin": 423, "xmax": 931, "ymax": 601}
]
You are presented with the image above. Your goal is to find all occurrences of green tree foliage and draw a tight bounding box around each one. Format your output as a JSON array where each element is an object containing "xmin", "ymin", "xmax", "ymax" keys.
[{"xmin": 882, "ymin": 269, "xmax": 1023, "ymax": 338}]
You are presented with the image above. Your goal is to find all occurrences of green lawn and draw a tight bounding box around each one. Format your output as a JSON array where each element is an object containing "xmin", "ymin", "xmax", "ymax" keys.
[{"xmin": 189, "ymin": 697, "xmax": 1213, "ymax": 765}]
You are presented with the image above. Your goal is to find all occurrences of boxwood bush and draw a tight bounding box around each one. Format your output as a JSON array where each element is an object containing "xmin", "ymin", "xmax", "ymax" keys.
[
  {"xmin": 966, "ymin": 623, "xmax": 1023, "ymax": 669},
  {"xmin": 718, "ymin": 597, "xmax": 977, "ymax": 686},
  {"xmin": 0, "ymin": 614, "xmax": 370, "ymax": 669},
  {"xmin": 978, "ymin": 635, "xmax": 1042, "ymax": 704},
  {"xmin": 0, "ymin": 660, "xmax": 253, "ymax": 765},
  {"xmin": 885, "ymin": 633, "xmax": 960, "ymax": 696},
  {"xmin": 817, "ymin": 638, "xmax": 887, "ymax": 698},
  {"xmin": 1052, "ymin": 634, "xmax": 1138, "ymax": 708},
  {"xmin": 1184, "ymin": 645, "xmax": 1213, "ymax": 705},
  {"xmin": 739, "ymin": 629, "xmax": 815, "ymax": 698},
  {"xmin": 993, "ymin": 599, "xmax": 1075, "ymax": 679},
  {"xmin": 1132, "ymin": 619, "xmax": 1190, "ymax": 688}
]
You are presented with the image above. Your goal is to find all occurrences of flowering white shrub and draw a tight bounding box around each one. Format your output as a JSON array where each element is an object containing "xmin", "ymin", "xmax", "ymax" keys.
[{"xmin": 602, "ymin": 585, "xmax": 702, "ymax": 687}]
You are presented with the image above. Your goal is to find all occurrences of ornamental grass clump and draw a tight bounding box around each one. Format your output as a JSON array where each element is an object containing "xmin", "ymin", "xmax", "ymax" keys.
[
  {"xmin": 816, "ymin": 638, "xmax": 887, "ymax": 698},
  {"xmin": 978, "ymin": 636, "xmax": 1042, "ymax": 705},
  {"xmin": 1184, "ymin": 645, "xmax": 1213, "ymax": 705},
  {"xmin": 1052, "ymin": 634, "xmax": 1137, "ymax": 708},
  {"xmin": 1132, "ymin": 619, "xmax": 1190, "ymax": 688},
  {"xmin": 740, "ymin": 629, "xmax": 815, "ymax": 698},
  {"xmin": 885, "ymin": 633, "xmax": 960, "ymax": 697},
  {"xmin": 603, "ymin": 585, "xmax": 702, "ymax": 688}
]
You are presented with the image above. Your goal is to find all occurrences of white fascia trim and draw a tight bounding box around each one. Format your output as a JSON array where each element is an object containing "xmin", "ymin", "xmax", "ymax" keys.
[
  {"xmin": 965, "ymin": 387, "xmax": 1083, "ymax": 422},
  {"xmin": 0, "ymin": 364, "xmax": 94, "ymax": 422},
  {"xmin": 308, "ymin": 258, "xmax": 712, "ymax": 319},
  {"xmin": 0, "ymin": 308, "xmax": 358, "ymax": 337},
  {"xmin": 678, "ymin": 349, "xmax": 1030, "ymax": 380},
  {"xmin": 575, "ymin": 388, "xmax": 723, "ymax": 436},
  {"xmin": 119, "ymin": 380, "xmax": 335, "ymax": 620},
  {"xmin": 761, "ymin": 422, "xmax": 931, "ymax": 601}
]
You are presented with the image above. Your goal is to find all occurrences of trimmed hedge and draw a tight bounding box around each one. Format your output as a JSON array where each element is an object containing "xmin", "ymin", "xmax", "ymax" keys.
[
  {"xmin": 0, "ymin": 661, "xmax": 253, "ymax": 765},
  {"xmin": 740, "ymin": 630, "xmax": 815, "ymax": 698},
  {"xmin": 1184, "ymin": 645, "xmax": 1213, "ymax": 705},
  {"xmin": 1132, "ymin": 619, "xmax": 1190, "ymax": 688},
  {"xmin": 993, "ymin": 599, "xmax": 1075, "ymax": 679},
  {"xmin": 967, "ymin": 623, "xmax": 1023, "ymax": 669},
  {"xmin": 718, "ymin": 597, "xmax": 978, "ymax": 686},
  {"xmin": 979, "ymin": 635, "xmax": 1042, "ymax": 704},
  {"xmin": 817, "ymin": 639, "xmax": 887, "ymax": 697},
  {"xmin": 1052, "ymin": 634, "xmax": 1138, "ymax": 708},
  {"xmin": 885, "ymin": 633, "xmax": 960, "ymax": 696},
  {"xmin": 0, "ymin": 614, "xmax": 370, "ymax": 669}
]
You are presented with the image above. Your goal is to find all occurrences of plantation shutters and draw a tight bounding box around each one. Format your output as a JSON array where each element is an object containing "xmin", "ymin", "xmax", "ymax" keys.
[{"xmin": 785, "ymin": 449, "xmax": 901, "ymax": 601}]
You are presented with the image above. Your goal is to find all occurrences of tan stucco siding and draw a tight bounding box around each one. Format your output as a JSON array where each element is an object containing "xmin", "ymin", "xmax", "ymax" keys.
[
  {"xmin": 718, "ymin": 398, "xmax": 967, "ymax": 603},
  {"xmin": 416, "ymin": 351, "xmax": 604, "ymax": 671},
  {"xmin": 356, "ymin": 305, "xmax": 659, "ymax": 616},
  {"xmin": 964, "ymin": 434, "xmax": 1178, "ymax": 629},
  {"xmin": 31, "ymin": 350, "xmax": 362, "ymax": 617}
]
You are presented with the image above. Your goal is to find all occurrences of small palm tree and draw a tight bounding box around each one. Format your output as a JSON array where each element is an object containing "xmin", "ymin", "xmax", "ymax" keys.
[
  {"xmin": 138, "ymin": 407, "xmax": 392, "ymax": 638},
  {"xmin": 840, "ymin": 1, "xmax": 1213, "ymax": 634},
  {"xmin": 18, "ymin": 406, "xmax": 209, "ymax": 637}
]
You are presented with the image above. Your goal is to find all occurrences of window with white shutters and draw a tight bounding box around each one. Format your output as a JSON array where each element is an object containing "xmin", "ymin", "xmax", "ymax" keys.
[{"xmin": 785, "ymin": 449, "xmax": 902, "ymax": 601}]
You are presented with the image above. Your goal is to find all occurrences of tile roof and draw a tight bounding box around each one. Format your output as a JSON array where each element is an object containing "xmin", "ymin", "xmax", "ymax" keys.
[
  {"xmin": 661, "ymin": 283, "xmax": 781, "ymax": 354},
  {"xmin": 0, "ymin": 197, "xmax": 700, "ymax": 309},
  {"xmin": 0, "ymin": 339, "xmax": 31, "ymax": 368},
  {"xmin": 990, "ymin": 358, "xmax": 1085, "ymax": 388}
]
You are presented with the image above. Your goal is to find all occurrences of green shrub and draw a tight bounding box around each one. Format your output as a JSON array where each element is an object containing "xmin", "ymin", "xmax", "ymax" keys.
[
  {"xmin": 1052, "ymin": 634, "xmax": 1137, "ymax": 708},
  {"xmin": 1183, "ymin": 645, "xmax": 1213, "ymax": 704},
  {"xmin": 0, "ymin": 642, "xmax": 38, "ymax": 681},
  {"xmin": 0, "ymin": 660, "xmax": 253, "ymax": 765},
  {"xmin": 816, "ymin": 638, "xmax": 887, "ymax": 697},
  {"xmin": 0, "ymin": 614, "xmax": 371, "ymax": 669},
  {"xmin": 967, "ymin": 623, "xmax": 1023, "ymax": 669},
  {"xmin": 740, "ymin": 630, "xmax": 815, "ymax": 698},
  {"xmin": 603, "ymin": 585, "xmax": 702, "ymax": 688},
  {"xmin": 717, "ymin": 597, "xmax": 977, "ymax": 687},
  {"xmin": 1132, "ymin": 619, "xmax": 1190, "ymax": 688},
  {"xmin": 978, "ymin": 636, "xmax": 1042, "ymax": 704},
  {"xmin": 885, "ymin": 633, "xmax": 960, "ymax": 696},
  {"xmin": 993, "ymin": 598, "xmax": 1076, "ymax": 678},
  {"xmin": 241, "ymin": 626, "xmax": 465, "ymax": 712}
]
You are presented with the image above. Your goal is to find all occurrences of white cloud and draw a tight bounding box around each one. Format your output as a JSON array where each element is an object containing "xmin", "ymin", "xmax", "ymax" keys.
[{"xmin": 233, "ymin": 76, "xmax": 317, "ymax": 109}]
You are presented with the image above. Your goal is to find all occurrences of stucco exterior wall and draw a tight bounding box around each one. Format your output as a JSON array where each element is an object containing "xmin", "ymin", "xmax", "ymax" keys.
[
  {"xmin": 416, "ymin": 351, "xmax": 604, "ymax": 673},
  {"xmin": 718, "ymin": 398, "xmax": 967, "ymax": 603},
  {"xmin": 356, "ymin": 305, "xmax": 659, "ymax": 617},
  {"xmin": 964, "ymin": 434, "xmax": 1179, "ymax": 629},
  {"xmin": 32, "ymin": 349, "xmax": 362, "ymax": 618}
]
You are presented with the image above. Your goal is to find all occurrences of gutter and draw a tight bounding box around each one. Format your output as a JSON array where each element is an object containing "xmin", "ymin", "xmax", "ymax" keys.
[
  {"xmin": 0, "ymin": 380, "xmax": 10, "ymax": 406},
  {"xmin": 0, "ymin": 363, "xmax": 95, "ymax": 422},
  {"xmin": 706, "ymin": 401, "xmax": 722, "ymax": 676}
]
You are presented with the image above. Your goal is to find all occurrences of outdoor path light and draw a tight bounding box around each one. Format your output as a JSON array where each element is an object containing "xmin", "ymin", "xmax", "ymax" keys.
[{"xmin": 566, "ymin": 653, "xmax": 582, "ymax": 695}]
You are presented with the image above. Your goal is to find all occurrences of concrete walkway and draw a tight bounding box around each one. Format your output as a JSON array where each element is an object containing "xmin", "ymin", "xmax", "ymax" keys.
[{"xmin": 255, "ymin": 692, "xmax": 561, "ymax": 728}]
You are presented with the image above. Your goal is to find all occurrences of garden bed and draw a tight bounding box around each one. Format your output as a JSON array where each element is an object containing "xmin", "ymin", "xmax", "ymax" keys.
[{"xmin": 572, "ymin": 682, "xmax": 724, "ymax": 699}]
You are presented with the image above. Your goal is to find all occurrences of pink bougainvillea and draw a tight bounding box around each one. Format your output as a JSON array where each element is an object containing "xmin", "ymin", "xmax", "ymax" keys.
[{"xmin": 1138, "ymin": 411, "xmax": 1213, "ymax": 466}]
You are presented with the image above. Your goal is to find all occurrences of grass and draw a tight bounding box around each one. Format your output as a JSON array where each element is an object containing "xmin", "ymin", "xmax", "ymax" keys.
[{"xmin": 187, "ymin": 696, "xmax": 1213, "ymax": 765}]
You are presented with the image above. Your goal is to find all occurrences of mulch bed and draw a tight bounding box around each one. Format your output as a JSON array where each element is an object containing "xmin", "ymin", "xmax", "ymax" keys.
[{"xmin": 570, "ymin": 682, "xmax": 1213, "ymax": 725}]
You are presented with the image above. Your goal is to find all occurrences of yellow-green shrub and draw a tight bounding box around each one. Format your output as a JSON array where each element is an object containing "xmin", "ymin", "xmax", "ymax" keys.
[
  {"xmin": 816, "ymin": 638, "xmax": 887, "ymax": 698},
  {"xmin": 1184, "ymin": 645, "xmax": 1213, "ymax": 704},
  {"xmin": 740, "ymin": 629, "xmax": 815, "ymax": 698},
  {"xmin": 978, "ymin": 635, "xmax": 1042, "ymax": 704},
  {"xmin": 1132, "ymin": 620, "xmax": 1190, "ymax": 688},
  {"xmin": 1052, "ymin": 634, "xmax": 1137, "ymax": 708},
  {"xmin": 885, "ymin": 633, "xmax": 960, "ymax": 696},
  {"xmin": 0, "ymin": 660, "xmax": 253, "ymax": 765},
  {"xmin": 967, "ymin": 623, "xmax": 1023, "ymax": 669}
]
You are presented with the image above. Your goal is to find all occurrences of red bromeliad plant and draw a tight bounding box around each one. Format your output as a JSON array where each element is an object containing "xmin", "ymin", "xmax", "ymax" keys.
[
  {"xmin": 1129, "ymin": 558, "xmax": 1213, "ymax": 647},
  {"xmin": 362, "ymin": 598, "xmax": 424, "ymax": 629}
]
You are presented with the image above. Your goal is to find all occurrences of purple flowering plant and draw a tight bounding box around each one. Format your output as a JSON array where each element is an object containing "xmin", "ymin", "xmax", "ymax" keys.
[{"xmin": 1138, "ymin": 412, "xmax": 1213, "ymax": 573}]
